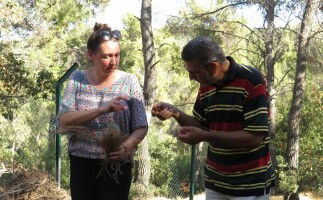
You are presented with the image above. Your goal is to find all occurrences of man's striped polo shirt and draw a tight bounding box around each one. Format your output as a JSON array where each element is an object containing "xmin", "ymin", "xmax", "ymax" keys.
[{"xmin": 193, "ymin": 56, "xmax": 275, "ymax": 196}]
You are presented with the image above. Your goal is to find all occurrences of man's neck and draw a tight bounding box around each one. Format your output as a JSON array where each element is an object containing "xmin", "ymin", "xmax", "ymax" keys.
[
  {"xmin": 211, "ymin": 59, "xmax": 230, "ymax": 86},
  {"xmin": 221, "ymin": 59, "xmax": 230, "ymax": 74},
  {"xmin": 216, "ymin": 59, "xmax": 230, "ymax": 79}
]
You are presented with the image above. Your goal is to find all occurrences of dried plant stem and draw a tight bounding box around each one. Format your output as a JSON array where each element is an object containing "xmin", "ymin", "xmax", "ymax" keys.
[
  {"xmin": 99, "ymin": 129, "xmax": 128, "ymax": 183},
  {"xmin": 57, "ymin": 126, "xmax": 129, "ymax": 183},
  {"xmin": 57, "ymin": 126, "xmax": 94, "ymax": 140}
]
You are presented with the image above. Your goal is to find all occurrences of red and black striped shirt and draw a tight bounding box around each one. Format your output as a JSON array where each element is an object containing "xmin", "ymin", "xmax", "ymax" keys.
[{"xmin": 193, "ymin": 57, "xmax": 275, "ymax": 196}]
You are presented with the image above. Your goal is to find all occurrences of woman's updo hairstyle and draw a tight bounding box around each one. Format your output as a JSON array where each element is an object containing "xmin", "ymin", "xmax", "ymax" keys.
[{"xmin": 87, "ymin": 22, "xmax": 113, "ymax": 52}]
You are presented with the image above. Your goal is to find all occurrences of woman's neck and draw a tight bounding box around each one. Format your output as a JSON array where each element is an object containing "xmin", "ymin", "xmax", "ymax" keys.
[
  {"xmin": 88, "ymin": 68, "xmax": 121, "ymax": 87},
  {"xmin": 97, "ymin": 69, "xmax": 118, "ymax": 83}
]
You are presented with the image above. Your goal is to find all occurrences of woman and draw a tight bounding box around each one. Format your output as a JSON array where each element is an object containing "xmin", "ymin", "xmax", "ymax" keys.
[{"xmin": 58, "ymin": 23, "xmax": 148, "ymax": 200}]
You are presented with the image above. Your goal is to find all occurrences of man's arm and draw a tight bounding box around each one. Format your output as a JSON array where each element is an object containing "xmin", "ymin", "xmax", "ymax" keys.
[{"xmin": 178, "ymin": 126, "xmax": 265, "ymax": 148}]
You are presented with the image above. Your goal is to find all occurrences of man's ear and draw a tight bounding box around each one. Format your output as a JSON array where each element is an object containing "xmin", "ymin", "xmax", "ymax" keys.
[
  {"xmin": 87, "ymin": 50, "xmax": 94, "ymax": 60},
  {"xmin": 209, "ymin": 61, "xmax": 218, "ymax": 75}
]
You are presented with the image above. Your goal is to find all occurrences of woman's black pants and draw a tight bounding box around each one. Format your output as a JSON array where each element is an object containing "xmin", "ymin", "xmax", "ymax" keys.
[{"xmin": 69, "ymin": 154, "xmax": 132, "ymax": 200}]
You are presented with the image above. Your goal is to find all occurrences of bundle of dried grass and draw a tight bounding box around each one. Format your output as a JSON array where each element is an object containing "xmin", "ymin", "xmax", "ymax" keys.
[
  {"xmin": 57, "ymin": 125, "xmax": 129, "ymax": 183},
  {"xmin": 100, "ymin": 129, "xmax": 128, "ymax": 183},
  {"xmin": 57, "ymin": 126, "xmax": 94, "ymax": 140}
]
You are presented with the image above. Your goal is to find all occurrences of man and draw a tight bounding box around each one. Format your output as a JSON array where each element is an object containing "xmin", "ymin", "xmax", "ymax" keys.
[{"xmin": 152, "ymin": 36, "xmax": 275, "ymax": 199}]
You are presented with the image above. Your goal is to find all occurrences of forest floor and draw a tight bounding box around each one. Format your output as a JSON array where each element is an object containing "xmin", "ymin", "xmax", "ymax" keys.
[
  {"xmin": 148, "ymin": 192, "xmax": 322, "ymax": 200},
  {"xmin": 1, "ymin": 170, "xmax": 321, "ymax": 200},
  {"xmin": 0, "ymin": 169, "xmax": 70, "ymax": 200}
]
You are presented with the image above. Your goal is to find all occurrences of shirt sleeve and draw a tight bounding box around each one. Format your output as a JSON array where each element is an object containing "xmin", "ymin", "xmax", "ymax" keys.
[
  {"xmin": 243, "ymin": 75, "xmax": 269, "ymax": 132},
  {"xmin": 128, "ymin": 75, "xmax": 148, "ymax": 132},
  {"xmin": 193, "ymin": 89, "xmax": 208, "ymax": 128},
  {"xmin": 56, "ymin": 71, "xmax": 78, "ymax": 127}
]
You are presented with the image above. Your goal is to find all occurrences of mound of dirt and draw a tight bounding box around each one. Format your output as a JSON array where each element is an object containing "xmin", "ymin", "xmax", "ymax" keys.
[{"xmin": 0, "ymin": 169, "xmax": 70, "ymax": 200}]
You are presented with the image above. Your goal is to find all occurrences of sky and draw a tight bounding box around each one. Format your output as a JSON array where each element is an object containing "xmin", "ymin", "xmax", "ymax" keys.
[{"xmin": 92, "ymin": 0, "xmax": 265, "ymax": 30}]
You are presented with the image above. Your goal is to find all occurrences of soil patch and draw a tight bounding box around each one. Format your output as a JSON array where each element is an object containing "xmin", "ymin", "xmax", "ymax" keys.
[{"xmin": 0, "ymin": 169, "xmax": 70, "ymax": 200}]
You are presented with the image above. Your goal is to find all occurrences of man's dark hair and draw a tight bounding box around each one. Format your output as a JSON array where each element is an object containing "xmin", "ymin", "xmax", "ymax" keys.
[{"xmin": 181, "ymin": 36, "xmax": 226, "ymax": 67}]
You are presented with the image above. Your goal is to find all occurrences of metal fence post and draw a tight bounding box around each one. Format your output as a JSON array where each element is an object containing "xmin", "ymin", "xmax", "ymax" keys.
[
  {"xmin": 189, "ymin": 144, "xmax": 197, "ymax": 200},
  {"xmin": 55, "ymin": 62, "xmax": 79, "ymax": 187}
]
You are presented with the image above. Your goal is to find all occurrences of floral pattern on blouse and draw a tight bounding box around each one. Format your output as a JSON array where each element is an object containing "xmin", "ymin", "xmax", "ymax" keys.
[{"xmin": 58, "ymin": 70, "xmax": 148, "ymax": 159}]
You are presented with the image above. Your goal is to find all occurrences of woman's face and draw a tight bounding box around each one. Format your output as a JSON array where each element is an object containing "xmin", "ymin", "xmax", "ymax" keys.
[{"xmin": 88, "ymin": 40, "xmax": 120, "ymax": 76}]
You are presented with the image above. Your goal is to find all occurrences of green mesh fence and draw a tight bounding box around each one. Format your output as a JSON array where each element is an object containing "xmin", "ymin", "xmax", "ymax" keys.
[
  {"xmin": 129, "ymin": 129, "xmax": 208, "ymax": 200},
  {"xmin": 50, "ymin": 117, "xmax": 209, "ymax": 199}
]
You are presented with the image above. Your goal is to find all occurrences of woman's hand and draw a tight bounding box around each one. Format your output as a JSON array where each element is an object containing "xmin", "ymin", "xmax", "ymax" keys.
[
  {"xmin": 100, "ymin": 96, "xmax": 129, "ymax": 114},
  {"xmin": 109, "ymin": 143, "xmax": 128, "ymax": 161},
  {"xmin": 109, "ymin": 127, "xmax": 148, "ymax": 162}
]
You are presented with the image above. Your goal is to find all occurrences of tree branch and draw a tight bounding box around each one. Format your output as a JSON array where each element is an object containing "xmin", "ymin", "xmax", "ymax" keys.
[
  {"xmin": 150, "ymin": 60, "xmax": 161, "ymax": 69},
  {"xmin": 308, "ymin": 29, "xmax": 323, "ymax": 41},
  {"xmin": 275, "ymin": 68, "xmax": 294, "ymax": 89},
  {"xmin": 220, "ymin": 20, "xmax": 258, "ymax": 36},
  {"xmin": 229, "ymin": 48, "xmax": 263, "ymax": 57},
  {"xmin": 192, "ymin": 1, "xmax": 251, "ymax": 19}
]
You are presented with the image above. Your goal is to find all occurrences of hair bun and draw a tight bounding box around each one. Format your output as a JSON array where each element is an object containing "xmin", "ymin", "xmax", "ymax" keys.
[{"xmin": 93, "ymin": 22, "xmax": 112, "ymax": 32}]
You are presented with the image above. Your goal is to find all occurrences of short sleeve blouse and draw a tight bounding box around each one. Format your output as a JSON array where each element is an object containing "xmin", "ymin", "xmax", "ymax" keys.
[{"xmin": 58, "ymin": 70, "xmax": 148, "ymax": 159}]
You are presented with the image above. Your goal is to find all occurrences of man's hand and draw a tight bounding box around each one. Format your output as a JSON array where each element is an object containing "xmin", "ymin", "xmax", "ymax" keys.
[
  {"xmin": 151, "ymin": 102, "xmax": 180, "ymax": 121},
  {"xmin": 178, "ymin": 126, "xmax": 206, "ymax": 145}
]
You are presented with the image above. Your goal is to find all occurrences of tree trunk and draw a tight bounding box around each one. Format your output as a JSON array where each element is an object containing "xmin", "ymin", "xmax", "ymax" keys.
[
  {"xmin": 263, "ymin": 0, "xmax": 278, "ymax": 192},
  {"xmin": 137, "ymin": 0, "xmax": 156, "ymax": 195},
  {"xmin": 264, "ymin": 0, "xmax": 277, "ymax": 140},
  {"xmin": 284, "ymin": 193, "xmax": 301, "ymax": 200},
  {"xmin": 286, "ymin": 0, "xmax": 320, "ymax": 198},
  {"xmin": 287, "ymin": 0, "xmax": 319, "ymax": 170}
]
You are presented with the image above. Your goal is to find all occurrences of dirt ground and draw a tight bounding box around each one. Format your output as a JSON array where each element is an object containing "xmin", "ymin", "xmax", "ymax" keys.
[
  {"xmin": 148, "ymin": 192, "xmax": 322, "ymax": 200},
  {"xmin": 1, "ymin": 170, "xmax": 321, "ymax": 200},
  {"xmin": 0, "ymin": 169, "xmax": 70, "ymax": 200},
  {"xmin": 270, "ymin": 192, "xmax": 323, "ymax": 200}
]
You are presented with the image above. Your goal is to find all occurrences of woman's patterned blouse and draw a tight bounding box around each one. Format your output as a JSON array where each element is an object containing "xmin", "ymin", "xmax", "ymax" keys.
[{"xmin": 58, "ymin": 70, "xmax": 148, "ymax": 159}]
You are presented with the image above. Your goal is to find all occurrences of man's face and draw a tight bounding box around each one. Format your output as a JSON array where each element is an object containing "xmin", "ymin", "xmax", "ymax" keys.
[{"xmin": 184, "ymin": 60, "xmax": 215, "ymax": 87}]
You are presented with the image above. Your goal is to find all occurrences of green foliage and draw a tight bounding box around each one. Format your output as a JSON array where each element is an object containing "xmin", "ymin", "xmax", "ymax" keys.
[
  {"xmin": 275, "ymin": 81, "xmax": 323, "ymax": 194},
  {"xmin": 0, "ymin": 52, "xmax": 31, "ymax": 120},
  {"xmin": 276, "ymin": 155, "xmax": 299, "ymax": 194},
  {"xmin": 0, "ymin": 0, "xmax": 25, "ymax": 35},
  {"xmin": 149, "ymin": 133, "xmax": 177, "ymax": 187},
  {"xmin": 0, "ymin": 99, "xmax": 53, "ymax": 168},
  {"xmin": 297, "ymin": 82, "xmax": 322, "ymax": 193},
  {"xmin": 164, "ymin": 0, "xmax": 250, "ymax": 61},
  {"xmin": 168, "ymin": 152, "xmax": 191, "ymax": 198},
  {"xmin": 137, "ymin": 125, "xmax": 193, "ymax": 198},
  {"xmin": 0, "ymin": 53, "xmax": 30, "ymax": 94},
  {"xmin": 0, "ymin": 52, "xmax": 56, "ymax": 120},
  {"xmin": 165, "ymin": 0, "xmax": 225, "ymax": 44},
  {"xmin": 119, "ymin": 14, "xmax": 144, "ymax": 77},
  {"xmin": 0, "ymin": 0, "xmax": 322, "ymax": 198},
  {"xmin": 43, "ymin": 135, "xmax": 71, "ymax": 189},
  {"xmin": 33, "ymin": 69, "xmax": 56, "ymax": 98}
]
